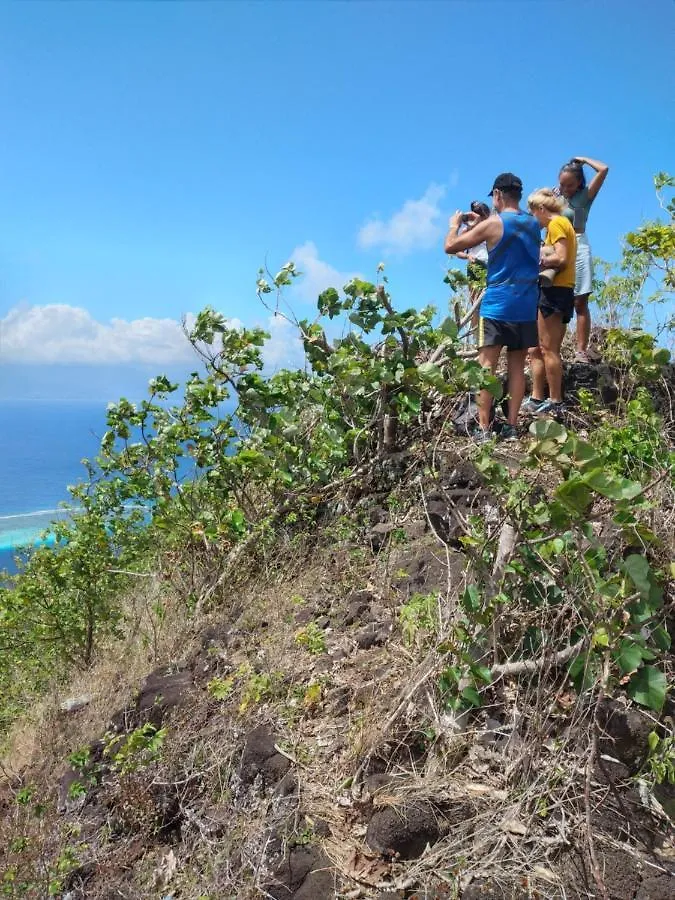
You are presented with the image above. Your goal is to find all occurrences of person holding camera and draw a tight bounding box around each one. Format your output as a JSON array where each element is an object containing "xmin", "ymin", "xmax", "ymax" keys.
[
  {"xmin": 444, "ymin": 173, "xmax": 540, "ymax": 443},
  {"xmin": 522, "ymin": 189, "xmax": 577, "ymax": 417},
  {"xmin": 556, "ymin": 156, "xmax": 609, "ymax": 362},
  {"xmin": 453, "ymin": 201, "xmax": 491, "ymax": 305}
]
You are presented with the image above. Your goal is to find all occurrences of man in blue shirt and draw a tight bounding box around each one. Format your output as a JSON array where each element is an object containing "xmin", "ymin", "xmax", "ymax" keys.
[{"xmin": 445, "ymin": 173, "xmax": 540, "ymax": 442}]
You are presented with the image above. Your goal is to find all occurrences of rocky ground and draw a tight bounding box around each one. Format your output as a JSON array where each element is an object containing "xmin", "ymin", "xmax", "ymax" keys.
[{"xmin": 1, "ymin": 356, "xmax": 673, "ymax": 899}]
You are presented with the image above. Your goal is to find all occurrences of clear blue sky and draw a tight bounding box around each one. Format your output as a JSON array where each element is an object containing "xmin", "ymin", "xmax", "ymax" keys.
[{"xmin": 0, "ymin": 0, "xmax": 673, "ymax": 395}]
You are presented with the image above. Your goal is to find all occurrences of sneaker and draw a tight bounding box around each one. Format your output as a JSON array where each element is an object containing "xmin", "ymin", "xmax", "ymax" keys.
[
  {"xmin": 521, "ymin": 396, "xmax": 545, "ymax": 414},
  {"xmin": 473, "ymin": 427, "xmax": 494, "ymax": 445},
  {"xmin": 534, "ymin": 399, "xmax": 566, "ymax": 418},
  {"xmin": 574, "ymin": 350, "xmax": 591, "ymax": 363},
  {"xmin": 499, "ymin": 424, "xmax": 519, "ymax": 441}
]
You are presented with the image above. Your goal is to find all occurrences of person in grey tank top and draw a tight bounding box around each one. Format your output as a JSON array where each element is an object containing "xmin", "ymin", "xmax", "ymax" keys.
[{"xmin": 557, "ymin": 156, "xmax": 609, "ymax": 362}]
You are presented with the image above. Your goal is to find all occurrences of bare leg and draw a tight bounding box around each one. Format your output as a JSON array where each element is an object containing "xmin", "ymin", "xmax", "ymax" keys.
[
  {"xmin": 538, "ymin": 311, "xmax": 566, "ymax": 401},
  {"xmin": 469, "ymin": 285, "xmax": 483, "ymax": 336},
  {"xmin": 528, "ymin": 346, "xmax": 547, "ymax": 401},
  {"xmin": 477, "ymin": 345, "xmax": 502, "ymax": 430},
  {"xmin": 575, "ymin": 294, "xmax": 591, "ymax": 352},
  {"xmin": 506, "ymin": 350, "xmax": 527, "ymax": 425}
]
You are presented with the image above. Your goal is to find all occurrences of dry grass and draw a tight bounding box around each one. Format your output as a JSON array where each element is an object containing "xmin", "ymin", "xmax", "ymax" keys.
[{"xmin": 1, "ymin": 398, "xmax": 673, "ymax": 898}]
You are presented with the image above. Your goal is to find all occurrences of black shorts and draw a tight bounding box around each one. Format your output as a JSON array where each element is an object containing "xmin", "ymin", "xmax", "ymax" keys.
[
  {"xmin": 539, "ymin": 286, "xmax": 574, "ymax": 324},
  {"xmin": 478, "ymin": 317, "xmax": 538, "ymax": 351}
]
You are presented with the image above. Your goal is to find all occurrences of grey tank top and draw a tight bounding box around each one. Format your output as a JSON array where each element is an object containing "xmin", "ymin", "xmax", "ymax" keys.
[{"xmin": 562, "ymin": 186, "xmax": 593, "ymax": 233}]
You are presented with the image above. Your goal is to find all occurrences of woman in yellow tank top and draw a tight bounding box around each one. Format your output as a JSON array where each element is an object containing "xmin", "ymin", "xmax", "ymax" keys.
[{"xmin": 522, "ymin": 189, "xmax": 576, "ymax": 418}]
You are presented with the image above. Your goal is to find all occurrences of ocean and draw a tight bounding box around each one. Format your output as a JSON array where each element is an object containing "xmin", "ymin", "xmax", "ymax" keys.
[{"xmin": 0, "ymin": 401, "xmax": 109, "ymax": 575}]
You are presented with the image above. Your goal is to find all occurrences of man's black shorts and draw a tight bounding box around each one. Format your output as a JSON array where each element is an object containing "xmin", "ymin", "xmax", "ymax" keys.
[
  {"xmin": 477, "ymin": 317, "xmax": 538, "ymax": 351},
  {"xmin": 539, "ymin": 285, "xmax": 574, "ymax": 324}
]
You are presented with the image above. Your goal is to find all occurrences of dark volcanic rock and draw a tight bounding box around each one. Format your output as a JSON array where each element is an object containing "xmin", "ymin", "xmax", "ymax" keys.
[
  {"xmin": 596, "ymin": 699, "xmax": 654, "ymax": 772},
  {"xmin": 369, "ymin": 521, "xmax": 396, "ymax": 551},
  {"xmin": 134, "ymin": 663, "xmax": 193, "ymax": 729},
  {"xmin": 343, "ymin": 590, "xmax": 375, "ymax": 626},
  {"xmin": 239, "ymin": 725, "xmax": 291, "ymax": 789},
  {"xmin": 265, "ymin": 845, "xmax": 334, "ymax": 899},
  {"xmin": 390, "ymin": 542, "xmax": 465, "ymax": 598},
  {"xmin": 366, "ymin": 801, "xmax": 442, "ymax": 859},
  {"xmin": 355, "ymin": 622, "xmax": 390, "ymax": 649}
]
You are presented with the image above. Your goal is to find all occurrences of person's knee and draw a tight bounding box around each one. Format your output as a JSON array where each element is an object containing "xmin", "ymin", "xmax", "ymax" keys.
[
  {"xmin": 574, "ymin": 295, "xmax": 590, "ymax": 313},
  {"xmin": 541, "ymin": 345, "xmax": 560, "ymax": 360}
]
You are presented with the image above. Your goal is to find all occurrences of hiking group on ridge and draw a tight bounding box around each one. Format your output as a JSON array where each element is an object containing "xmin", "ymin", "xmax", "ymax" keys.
[{"xmin": 444, "ymin": 156, "xmax": 609, "ymax": 443}]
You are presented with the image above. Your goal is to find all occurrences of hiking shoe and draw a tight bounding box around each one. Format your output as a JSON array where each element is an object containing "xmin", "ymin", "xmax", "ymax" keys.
[
  {"xmin": 473, "ymin": 427, "xmax": 494, "ymax": 445},
  {"xmin": 500, "ymin": 424, "xmax": 519, "ymax": 441},
  {"xmin": 521, "ymin": 396, "xmax": 545, "ymax": 414},
  {"xmin": 574, "ymin": 350, "xmax": 591, "ymax": 363},
  {"xmin": 534, "ymin": 399, "xmax": 566, "ymax": 418}
]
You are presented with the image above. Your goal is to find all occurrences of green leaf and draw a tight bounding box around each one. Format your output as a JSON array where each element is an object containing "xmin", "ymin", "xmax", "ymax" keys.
[
  {"xmin": 615, "ymin": 639, "xmax": 643, "ymax": 675},
  {"xmin": 461, "ymin": 585, "xmax": 481, "ymax": 613},
  {"xmin": 623, "ymin": 554, "xmax": 651, "ymax": 596},
  {"xmin": 651, "ymin": 625, "xmax": 671, "ymax": 652},
  {"xmin": 417, "ymin": 362, "xmax": 446, "ymax": 389},
  {"xmin": 439, "ymin": 316, "xmax": 458, "ymax": 339},
  {"xmin": 583, "ymin": 468, "xmax": 642, "ymax": 501},
  {"xmin": 563, "ymin": 433, "xmax": 599, "ymax": 470},
  {"xmin": 461, "ymin": 685, "xmax": 482, "ymax": 708},
  {"xmin": 471, "ymin": 665, "xmax": 493, "ymax": 685},
  {"xmin": 647, "ymin": 731, "xmax": 660, "ymax": 753},
  {"xmin": 555, "ymin": 479, "xmax": 592, "ymax": 516},
  {"xmin": 627, "ymin": 666, "xmax": 667, "ymax": 712},
  {"xmin": 529, "ymin": 420, "xmax": 567, "ymax": 442}
]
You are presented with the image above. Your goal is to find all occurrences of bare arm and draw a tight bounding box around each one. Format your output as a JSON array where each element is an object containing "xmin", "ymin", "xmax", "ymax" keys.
[
  {"xmin": 543, "ymin": 236, "xmax": 569, "ymax": 270},
  {"xmin": 444, "ymin": 212, "xmax": 500, "ymax": 255},
  {"xmin": 574, "ymin": 155, "xmax": 609, "ymax": 201}
]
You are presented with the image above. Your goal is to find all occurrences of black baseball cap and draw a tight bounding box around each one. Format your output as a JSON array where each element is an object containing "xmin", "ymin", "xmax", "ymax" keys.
[{"xmin": 488, "ymin": 173, "xmax": 523, "ymax": 196}]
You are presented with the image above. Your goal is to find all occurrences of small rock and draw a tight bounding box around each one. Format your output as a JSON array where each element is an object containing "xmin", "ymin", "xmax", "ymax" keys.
[
  {"xmin": 355, "ymin": 622, "xmax": 390, "ymax": 650},
  {"xmin": 199, "ymin": 623, "xmax": 230, "ymax": 650},
  {"xmin": 365, "ymin": 773, "xmax": 393, "ymax": 794},
  {"xmin": 596, "ymin": 699, "xmax": 654, "ymax": 772},
  {"xmin": 136, "ymin": 663, "xmax": 194, "ymax": 728},
  {"xmin": 366, "ymin": 801, "xmax": 442, "ymax": 859},
  {"xmin": 265, "ymin": 845, "xmax": 334, "ymax": 899},
  {"xmin": 59, "ymin": 695, "xmax": 92, "ymax": 714},
  {"xmin": 368, "ymin": 506, "xmax": 389, "ymax": 526},
  {"xmin": 404, "ymin": 519, "xmax": 427, "ymax": 540},
  {"xmin": 201, "ymin": 804, "xmax": 230, "ymax": 838},
  {"xmin": 314, "ymin": 650, "xmax": 347, "ymax": 674},
  {"xmin": 275, "ymin": 772, "xmax": 298, "ymax": 799},
  {"xmin": 239, "ymin": 725, "xmax": 291, "ymax": 789},
  {"xmin": 343, "ymin": 591, "xmax": 375, "ymax": 626},
  {"xmin": 312, "ymin": 818, "xmax": 331, "ymax": 837},
  {"xmin": 369, "ymin": 522, "xmax": 396, "ymax": 551}
]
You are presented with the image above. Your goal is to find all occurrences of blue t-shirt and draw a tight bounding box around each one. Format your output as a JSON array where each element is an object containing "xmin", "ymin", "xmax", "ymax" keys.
[{"xmin": 480, "ymin": 210, "xmax": 541, "ymax": 323}]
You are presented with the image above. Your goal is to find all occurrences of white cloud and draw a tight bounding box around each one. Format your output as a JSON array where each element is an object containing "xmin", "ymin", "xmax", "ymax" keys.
[
  {"xmin": 262, "ymin": 314, "xmax": 305, "ymax": 371},
  {"xmin": 357, "ymin": 183, "xmax": 447, "ymax": 255},
  {"xmin": 287, "ymin": 241, "xmax": 357, "ymax": 303},
  {"xmin": 0, "ymin": 302, "xmax": 304, "ymax": 372},
  {"xmin": 0, "ymin": 303, "xmax": 197, "ymax": 365}
]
